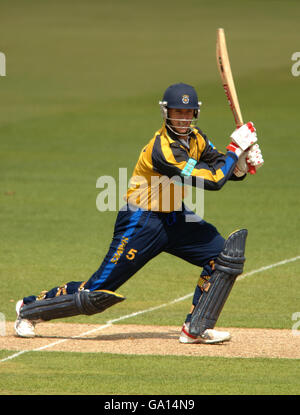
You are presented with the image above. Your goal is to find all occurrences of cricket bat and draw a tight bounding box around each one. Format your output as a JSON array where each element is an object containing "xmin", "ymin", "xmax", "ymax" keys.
[{"xmin": 216, "ymin": 28, "xmax": 256, "ymax": 174}]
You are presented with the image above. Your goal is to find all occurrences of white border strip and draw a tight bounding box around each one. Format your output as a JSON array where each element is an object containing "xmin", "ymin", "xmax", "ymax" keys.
[{"xmin": 1, "ymin": 255, "xmax": 299, "ymax": 363}]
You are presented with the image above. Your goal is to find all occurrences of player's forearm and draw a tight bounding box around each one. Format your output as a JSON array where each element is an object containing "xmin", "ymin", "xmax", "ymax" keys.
[{"xmin": 190, "ymin": 151, "xmax": 238, "ymax": 190}]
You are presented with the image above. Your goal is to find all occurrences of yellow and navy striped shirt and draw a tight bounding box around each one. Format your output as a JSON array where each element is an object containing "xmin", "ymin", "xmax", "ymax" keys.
[{"xmin": 126, "ymin": 124, "xmax": 242, "ymax": 212}]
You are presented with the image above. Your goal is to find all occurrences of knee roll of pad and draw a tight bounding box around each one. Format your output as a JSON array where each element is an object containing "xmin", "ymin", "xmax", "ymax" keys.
[{"xmin": 215, "ymin": 229, "xmax": 247, "ymax": 276}]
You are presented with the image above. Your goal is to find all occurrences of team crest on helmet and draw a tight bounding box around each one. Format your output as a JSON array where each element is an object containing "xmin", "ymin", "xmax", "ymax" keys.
[{"xmin": 182, "ymin": 94, "xmax": 190, "ymax": 104}]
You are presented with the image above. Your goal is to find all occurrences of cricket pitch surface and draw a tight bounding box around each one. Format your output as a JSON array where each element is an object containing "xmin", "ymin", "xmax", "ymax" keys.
[{"xmin": 2, "ymin": 322, "xmax": 300, "ymax": 359}]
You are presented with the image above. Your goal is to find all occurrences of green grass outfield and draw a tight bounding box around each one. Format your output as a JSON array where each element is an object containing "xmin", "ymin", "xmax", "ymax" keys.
[
  {"xmin": 0, "ymin": 351, "xmax": 299, "ymax": 395},
  {"xmin": 1, "ymin": 0, "xmax": 300, "ymax": 396}
]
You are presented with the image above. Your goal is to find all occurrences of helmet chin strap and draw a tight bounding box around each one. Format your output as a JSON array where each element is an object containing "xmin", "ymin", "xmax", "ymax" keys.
[{"xmin": 166, "ymin": 120, "xmax": 193, "ymax": 137}]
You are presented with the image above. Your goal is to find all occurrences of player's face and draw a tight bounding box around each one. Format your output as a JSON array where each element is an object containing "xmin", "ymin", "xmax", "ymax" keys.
[{"xmin": 168, "ymin": 108, "xmax": 194, "ymax": 135}]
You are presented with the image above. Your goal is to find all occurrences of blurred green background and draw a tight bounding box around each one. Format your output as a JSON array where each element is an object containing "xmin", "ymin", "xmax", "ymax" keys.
[{"xmin": 1, "ymin": 0, "xmax": 300, "ymax": 330}]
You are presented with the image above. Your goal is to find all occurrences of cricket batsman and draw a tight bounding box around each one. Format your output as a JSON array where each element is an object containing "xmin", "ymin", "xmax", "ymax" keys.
[{"xmin": 15, "ymin": 83, "xmax": 264, "ymax": 343}]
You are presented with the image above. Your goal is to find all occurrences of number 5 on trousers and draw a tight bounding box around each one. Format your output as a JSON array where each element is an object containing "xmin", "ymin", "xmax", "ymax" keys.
[{"xmin": 126, "ymin": 249, "xmax": 138, "ymax": 260}]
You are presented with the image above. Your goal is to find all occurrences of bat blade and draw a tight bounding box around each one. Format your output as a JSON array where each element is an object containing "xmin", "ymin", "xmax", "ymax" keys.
[
  {"xmin": 216, "ymin": 28, "xmax": 243, "ymax": 127},
  {"xmin": 216, "ymin": 28, "xmax": 256, "ymax": 174}
]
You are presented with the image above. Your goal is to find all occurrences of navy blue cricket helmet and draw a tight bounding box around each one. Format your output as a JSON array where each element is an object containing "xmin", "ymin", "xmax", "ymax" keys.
[
  {"xmin": 159, "ymin": 83, "xmax": 202, "ymax": 136},
  {"xmin": 161, "ymin": 83, "xmax": 200, "ymax": 109}
]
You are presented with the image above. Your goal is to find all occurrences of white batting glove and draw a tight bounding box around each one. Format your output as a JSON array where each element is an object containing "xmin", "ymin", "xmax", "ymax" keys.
[
  {"xmin": 227, "ymin": 122, "xmax": 258, "ymax": 157},
  {"xmin": 247, "ymin": 143, "xmax": 264, "ymax": 169},
  {"xmin": 233, "ymin": 143, "xmax": 264, "ymax": 177}
]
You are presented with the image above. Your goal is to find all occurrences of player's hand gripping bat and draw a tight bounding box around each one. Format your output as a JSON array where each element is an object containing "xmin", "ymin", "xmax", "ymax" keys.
[{"xmin": 216, "ymin": 28, "xmax": 256, "ymax": 174}]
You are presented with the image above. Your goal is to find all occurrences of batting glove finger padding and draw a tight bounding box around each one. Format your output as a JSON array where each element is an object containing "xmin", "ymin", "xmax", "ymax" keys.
[
  {"xmin": 246, "ymin": 121, "xmax": 256, "ymax": 133},
  {"xmin": 247, "ymin": 143, "xmax": 264, "ymax": 168}
]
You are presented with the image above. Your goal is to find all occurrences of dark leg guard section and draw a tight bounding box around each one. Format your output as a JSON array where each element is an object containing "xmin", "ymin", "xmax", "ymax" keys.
[
  {"xmin": 19, "ymin": 290, "xmax": 126, "ymax": 322},
  {"xmin": 189, "ymin": 229, "xmax": 248, "ymax": 336}
]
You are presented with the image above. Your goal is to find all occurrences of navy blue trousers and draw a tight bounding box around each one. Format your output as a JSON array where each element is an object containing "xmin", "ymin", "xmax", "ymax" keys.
[{"xmin": 24, "ymin": 204, "xmax": 225, "ymax": 321}]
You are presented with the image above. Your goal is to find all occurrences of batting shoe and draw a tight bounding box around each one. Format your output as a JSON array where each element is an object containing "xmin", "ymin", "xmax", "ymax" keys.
[
  {"xmin": 179, "ymin": 322, "xmax": 231, "ymax": 344},
  {"xmin": 14, "ymin": 300, "xmax": 36, "ymax": 338}
]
